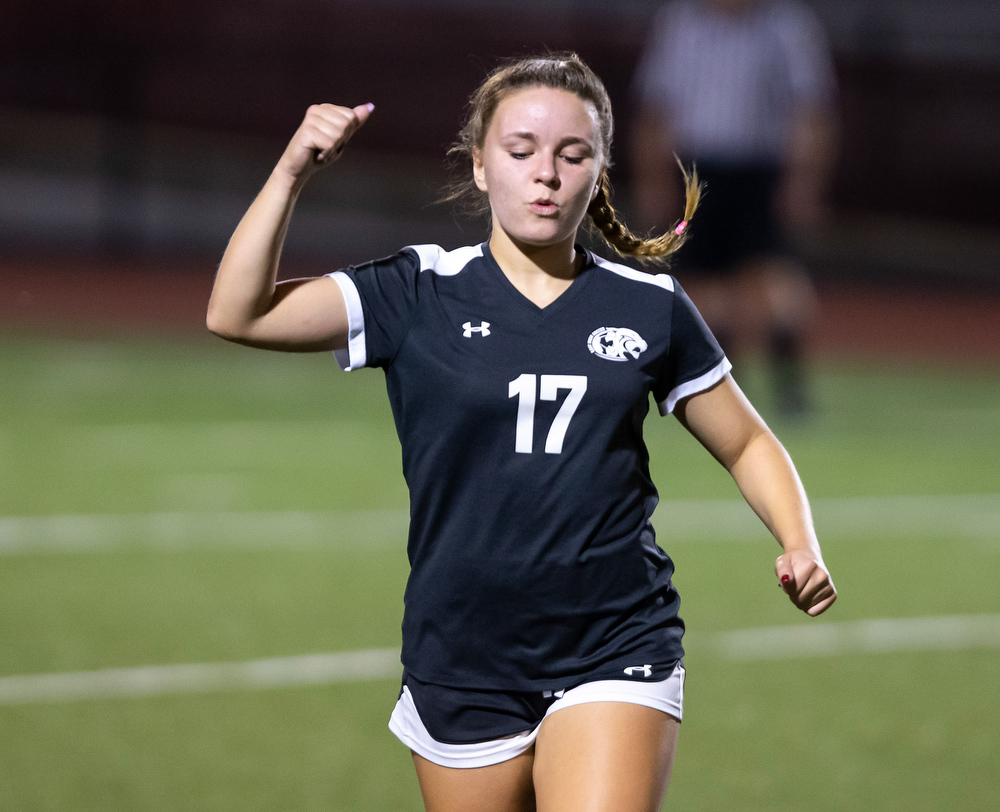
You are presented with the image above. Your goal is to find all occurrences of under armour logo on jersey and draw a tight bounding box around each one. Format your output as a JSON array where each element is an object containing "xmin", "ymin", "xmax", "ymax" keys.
[
  {"xmin": 463, "ymin": 321, "xmax": 491, "ymax": 337},
  {"xmin": 588, "ymin": 327, "xmax": 647, "ymax": 361},
  {"xmin": 623, "ymin": 664, "xmax": 653, "ymax": 678}
]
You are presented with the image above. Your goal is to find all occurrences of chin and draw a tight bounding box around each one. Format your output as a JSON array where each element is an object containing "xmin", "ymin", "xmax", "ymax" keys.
[{"xmin": 509, "ymin": 226, "xmax": 574, "ymax": 249}]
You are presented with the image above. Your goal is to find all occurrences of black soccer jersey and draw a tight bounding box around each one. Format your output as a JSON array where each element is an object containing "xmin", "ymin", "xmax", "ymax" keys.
[{"xmin": 328, "ymin": 242, "xmax": 729, "ymax": 691}]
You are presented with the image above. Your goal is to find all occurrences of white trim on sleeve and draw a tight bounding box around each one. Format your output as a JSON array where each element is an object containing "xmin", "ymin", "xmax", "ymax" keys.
[
  {"xmin": 408, "ymin": 243, "xmax": 484, "ymax": 276},
  {"xmin": 658, "ymin": 356, "xmax": 732, "ymax": 415},
  {"xmin": 327, "ymin": 271, "xmax": 367, "ymax": 371},
  {"xmin": 590, "ymin": 253, "xmax": 675, "ymax": 292}
]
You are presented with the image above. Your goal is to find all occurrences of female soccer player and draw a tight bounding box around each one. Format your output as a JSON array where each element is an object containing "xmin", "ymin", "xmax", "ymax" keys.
[{"xmin": 207, "ymin": 53, "xmax": 836, "ymax": 812}]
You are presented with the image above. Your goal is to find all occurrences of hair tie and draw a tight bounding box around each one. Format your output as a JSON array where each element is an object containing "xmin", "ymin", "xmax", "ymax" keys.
[{"xmin": 674, "ymin": 221, "xmax": 688, "ymax": 236}]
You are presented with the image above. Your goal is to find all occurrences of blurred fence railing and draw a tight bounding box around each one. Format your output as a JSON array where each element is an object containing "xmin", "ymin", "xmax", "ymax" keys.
[{"xmin": 2, "ymin": 0, "xmax": 999, "ymax": 270}]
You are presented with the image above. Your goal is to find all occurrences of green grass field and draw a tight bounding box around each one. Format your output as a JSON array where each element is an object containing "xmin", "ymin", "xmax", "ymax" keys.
[{"xmin": 1, "ymin": 332, "xmax": 998, "ymax": 811}]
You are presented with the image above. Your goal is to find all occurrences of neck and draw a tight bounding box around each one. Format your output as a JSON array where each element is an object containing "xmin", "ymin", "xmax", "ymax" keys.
[{"xmin": 489, "ymin": 223, "xmax": 582, "ymax": 308}]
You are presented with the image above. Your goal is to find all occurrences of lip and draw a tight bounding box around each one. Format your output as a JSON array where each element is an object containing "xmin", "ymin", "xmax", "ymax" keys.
[{"xmin": 530, "ymin": 199, "xmax": 559, "ymax": 215}]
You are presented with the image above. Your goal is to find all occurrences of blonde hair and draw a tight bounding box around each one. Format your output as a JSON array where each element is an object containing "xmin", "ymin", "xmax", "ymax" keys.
[{"xmin": 447, "ymin": 52, "xmax": 699, "ymax": 262}]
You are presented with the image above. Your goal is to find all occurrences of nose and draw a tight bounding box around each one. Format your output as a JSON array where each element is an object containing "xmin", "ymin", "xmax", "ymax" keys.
[{"xmin": 535, "ymin": 152, "xmax": 560, "ymax": 188}]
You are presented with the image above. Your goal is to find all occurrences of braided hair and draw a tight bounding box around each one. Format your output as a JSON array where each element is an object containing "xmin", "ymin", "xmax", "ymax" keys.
[
  {"xmin": 586, "ymin": 160, "xmax": 700, "ymax": 260},
  {"xmin": 447, "ymin": 52, "xmax": 699, "ymax": 262}
]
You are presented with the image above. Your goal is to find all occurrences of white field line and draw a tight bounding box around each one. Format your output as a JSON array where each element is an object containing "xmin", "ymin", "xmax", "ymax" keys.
[
  {"xmin": 0, "ymin": 509, "xmax": 411, "ymax": 554},
  {"xmin": 652, "ymin": 494, "xmax": 1000, "ymax": 542},
  {"xmin": 708, "ymin": 614, "xmax": 1000, "ymax": 661},
  {"xmin": 0, "ymin": 494, "xmax": 997, "ymax": 554},
  {"xmin": 0, "ymin": 649, "xmax": 402, "ymax": 706},
  {"xmin": 1, "ymin": 615, "xmax": 998, "ymax": 706}
]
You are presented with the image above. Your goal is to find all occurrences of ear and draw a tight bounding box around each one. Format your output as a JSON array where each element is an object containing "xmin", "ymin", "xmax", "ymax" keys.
[
  {"xmin": 473, "ymin": 148, "xmax": 488, "ymax": 193},
  {"xmin": 591, "ymin": 171, "xmax": 604, "ymax": 202}
]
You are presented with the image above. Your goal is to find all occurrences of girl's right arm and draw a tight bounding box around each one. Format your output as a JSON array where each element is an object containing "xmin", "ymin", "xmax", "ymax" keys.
[{"xmin": 206, "ymin": 102, "xmax": 374, "ymax": 352}]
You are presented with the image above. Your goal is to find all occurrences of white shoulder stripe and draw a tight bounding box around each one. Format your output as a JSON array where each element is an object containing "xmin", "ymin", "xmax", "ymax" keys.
[
  {"xmin": 658, "ymin": 357, "xmax": 732, "ymax": 415},
  {"xmin": 327, "ymin": 271, "xmax": 366, "ymax": 371},
  {"xmin": 407, "ymin": 243, "xmax": 484, "ymax": 276},
  {"xmin": 591, "ymin": 254, "xmax": 675, "ymax": 292}
]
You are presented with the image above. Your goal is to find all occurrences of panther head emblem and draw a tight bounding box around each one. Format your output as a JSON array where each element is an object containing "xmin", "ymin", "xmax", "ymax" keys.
[{"xmin": 587, "ymin": 327, "xmax": 648, "ymax": 362}]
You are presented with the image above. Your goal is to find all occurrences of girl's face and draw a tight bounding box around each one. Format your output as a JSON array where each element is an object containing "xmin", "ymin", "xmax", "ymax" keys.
[{"xmin": 473, "ymin": 85, "xmax": 604, "ymax": 251}]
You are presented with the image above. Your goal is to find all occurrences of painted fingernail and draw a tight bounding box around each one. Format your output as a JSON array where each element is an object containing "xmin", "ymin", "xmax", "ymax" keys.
[{"xmin": 780, "ymin": 574, "xmax": 790, "ymax": 585}]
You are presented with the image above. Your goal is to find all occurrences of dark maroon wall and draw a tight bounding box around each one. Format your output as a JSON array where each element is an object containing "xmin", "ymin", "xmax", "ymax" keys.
[{"xmin": 4, "ymin": 0, "xmax": 998, "ymax": 226}]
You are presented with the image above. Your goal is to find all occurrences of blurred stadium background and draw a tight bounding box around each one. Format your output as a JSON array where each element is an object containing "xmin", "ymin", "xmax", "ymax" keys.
[{"xmin": 1, "ymin": 1, "xmax": 998, "ymax": 809}]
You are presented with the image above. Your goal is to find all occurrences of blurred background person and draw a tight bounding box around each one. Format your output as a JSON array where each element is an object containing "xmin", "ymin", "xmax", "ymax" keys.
[{"xmin": 631, "ymin": 0, "xmax": 839, "ymax": 418}]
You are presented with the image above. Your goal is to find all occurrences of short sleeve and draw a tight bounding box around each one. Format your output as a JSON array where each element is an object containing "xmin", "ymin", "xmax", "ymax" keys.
[
  {"xmin": 326, "ymin": 248, "xmax": 421, "ymax": 370},
  {"xmin": 654, "ymin": 280, "xmax": 731, "ymax": 415}
]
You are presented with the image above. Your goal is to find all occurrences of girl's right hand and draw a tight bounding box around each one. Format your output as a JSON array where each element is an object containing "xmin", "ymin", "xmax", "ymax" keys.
[{"xmin": 275, "ymin": 102, "xmax": 375, "ymax": 184}]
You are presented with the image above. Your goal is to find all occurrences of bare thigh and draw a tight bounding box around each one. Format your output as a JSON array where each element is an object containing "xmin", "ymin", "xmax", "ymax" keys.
[
  {"xmin": 411, "ymin": 748, "xmax": 537, "ymax": 812},
  {"xmin": 409, "ymin": 704, "xmax": 679, "ymax": 812},
  {"xmin": 532, "ymin": 702, "xmax": 680, "ymax": 812}
]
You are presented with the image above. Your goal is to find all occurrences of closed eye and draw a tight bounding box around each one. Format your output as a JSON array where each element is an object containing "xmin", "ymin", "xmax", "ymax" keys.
[{"xmin": 510, "ymin": 152, "xmax": 531, "ymax": 160}]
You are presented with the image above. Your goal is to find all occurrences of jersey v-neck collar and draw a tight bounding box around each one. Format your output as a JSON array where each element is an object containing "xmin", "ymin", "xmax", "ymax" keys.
[{"xmin": 481, "ymin": 241, "xmax": 597, "ymax": 319}]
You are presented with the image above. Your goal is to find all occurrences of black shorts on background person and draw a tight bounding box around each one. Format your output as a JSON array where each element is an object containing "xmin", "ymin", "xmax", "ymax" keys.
[{"xmin": 674, "ymin": 163, "xmax": 784, "ymax": 275}]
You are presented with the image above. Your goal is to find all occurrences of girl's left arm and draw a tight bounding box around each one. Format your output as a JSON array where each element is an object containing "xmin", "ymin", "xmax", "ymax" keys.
[{"xmin": 674, "ymin": 374, "xmax": 837, "ymax": 617}]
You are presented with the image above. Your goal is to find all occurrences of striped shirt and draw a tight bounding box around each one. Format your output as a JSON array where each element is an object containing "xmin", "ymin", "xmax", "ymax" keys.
[{"xmin": 633, "ymin": 0, "xmax": 837, "ymax": 164}]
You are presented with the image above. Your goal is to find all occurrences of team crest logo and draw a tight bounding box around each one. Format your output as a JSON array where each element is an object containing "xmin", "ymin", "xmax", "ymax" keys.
[{"xmin": 587, "ymin": 327, "xmax": 647, "ymax": 362}]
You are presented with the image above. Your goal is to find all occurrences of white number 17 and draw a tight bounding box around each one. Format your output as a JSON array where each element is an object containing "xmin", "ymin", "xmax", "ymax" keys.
[{"xmin": 508, "ymin": 374, "xmax": 588, "ymax": 454}]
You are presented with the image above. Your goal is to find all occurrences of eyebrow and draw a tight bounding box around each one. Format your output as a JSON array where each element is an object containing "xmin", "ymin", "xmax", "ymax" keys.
[{"xmin": 500, "ymin": 132, "xmax": 595, "ymax": 149}]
